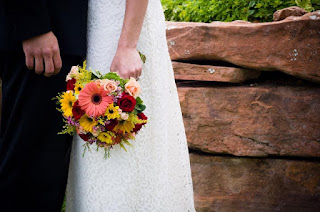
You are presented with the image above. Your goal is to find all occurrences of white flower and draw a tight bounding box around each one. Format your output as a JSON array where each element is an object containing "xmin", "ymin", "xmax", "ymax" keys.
[{"xmin": 120, "ymin": 112, "xmax": 129, "ymax": 120}]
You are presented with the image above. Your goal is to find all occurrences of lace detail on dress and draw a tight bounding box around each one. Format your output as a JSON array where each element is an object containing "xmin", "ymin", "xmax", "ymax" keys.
[{"xmin": 66, "ymin": 0, "xmax": 195, "ymax": 211}]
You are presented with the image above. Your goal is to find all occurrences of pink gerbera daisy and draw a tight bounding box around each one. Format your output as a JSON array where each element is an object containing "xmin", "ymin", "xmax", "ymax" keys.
[{"xmin": 78, "ymin": 82, "xmax": 113, "ymax": 118}]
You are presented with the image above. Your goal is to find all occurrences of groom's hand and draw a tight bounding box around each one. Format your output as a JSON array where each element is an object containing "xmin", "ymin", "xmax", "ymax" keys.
[{"xmin": 22, "ymin": 31, "xmax": 62, "ymax": 77}]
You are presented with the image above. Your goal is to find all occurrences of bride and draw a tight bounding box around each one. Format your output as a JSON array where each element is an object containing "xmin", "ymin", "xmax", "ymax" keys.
[{"xmin": 66, "ymin": 0, "xmax": 195, "ymax": 211}]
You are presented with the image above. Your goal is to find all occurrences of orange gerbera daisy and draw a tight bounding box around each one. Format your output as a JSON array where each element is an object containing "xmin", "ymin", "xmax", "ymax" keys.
[{"xmin": 78, "ymin": 82, "xmax": 113, "ymax": 118}]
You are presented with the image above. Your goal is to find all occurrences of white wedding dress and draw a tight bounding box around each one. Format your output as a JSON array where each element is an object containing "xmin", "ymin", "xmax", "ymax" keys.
[{"xmin": 66, "ymin": 0, "xmax": 195, "ymax": 211}]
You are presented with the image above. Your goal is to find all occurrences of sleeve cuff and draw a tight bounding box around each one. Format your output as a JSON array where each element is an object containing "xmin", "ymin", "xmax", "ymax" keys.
[
  {"xmin": 13, "ymin": 12, "xmax": 52, "ymax": 41},
  {"xmin": 5, "ymin": 0, "xmax": 52, "ymax": 41}
]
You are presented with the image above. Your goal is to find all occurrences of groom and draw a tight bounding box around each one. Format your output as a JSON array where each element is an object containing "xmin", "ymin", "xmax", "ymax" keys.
[{"xmin": 0, "ymin": 0, "xmax": 87, "ymax": 211}]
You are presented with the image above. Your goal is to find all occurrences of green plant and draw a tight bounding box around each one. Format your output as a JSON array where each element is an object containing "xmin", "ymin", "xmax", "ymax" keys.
[
  {"xmin": 295, "ymin": 0, "xmax": 313, "ymax": 11},
  {"xmin": 61, "ymin": 195, "xmax": 66, "ymax": 212},
  {"xmin": 161, "ymin": 0, "xmax": 320, "ymax": 22}
]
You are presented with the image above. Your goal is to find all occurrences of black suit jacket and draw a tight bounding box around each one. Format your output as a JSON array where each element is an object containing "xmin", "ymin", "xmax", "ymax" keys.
[{"xmin": 0, "ymin": 0, "xmax": 88, "ymax": 57}]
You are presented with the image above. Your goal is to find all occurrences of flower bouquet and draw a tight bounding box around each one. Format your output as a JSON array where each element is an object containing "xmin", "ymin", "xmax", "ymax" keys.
[{"xmin": 54, "ymin": 61, "xmax": 148, "ymax": 158}]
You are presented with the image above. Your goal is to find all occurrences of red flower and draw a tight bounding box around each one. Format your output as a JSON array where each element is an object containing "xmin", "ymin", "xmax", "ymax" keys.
[
  {"xmin": 105, "ymin": 119, "xmax": 118, "ymax": 131},
  {"xmin": 79, "ymin": 133, "xmax": 90, "ymax": 141},
  {"xmin": 132, "ymin": 112, "xmax": 148, "ymax": 133},
  {"xmin": 72, "ymin": 100, "xmax": 85, "ymax": 120},
  {"xmin": 138, "ymin": 112, "xmax": 147, "ymax": 122},
  {"xmin": 132, "ymin": 124, "xmax": 142, "ymax": 133},
  {"xmin": 114, "ymin": 135, "xmax": 122, "ymax": 144},
  {"xmin": 67, "ymin": 78, "xmax": 76, "ymax": 91},
  {"xmin": 118, "ymin": 92, "xmax": 136, "ymax": 112}
]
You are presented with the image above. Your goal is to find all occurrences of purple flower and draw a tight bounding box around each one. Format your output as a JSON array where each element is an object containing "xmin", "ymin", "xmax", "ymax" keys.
[
  {"xmin": 88, "ymin": 138, "xmax": 98, "ymax": 143},
  {"xmin": 66, "ymin": 116, "xmax": 80, "ymax": 126}
]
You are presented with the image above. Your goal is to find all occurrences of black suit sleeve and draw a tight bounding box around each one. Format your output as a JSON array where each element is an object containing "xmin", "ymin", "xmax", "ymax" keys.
[{"xmin": 3, "ymin": 0, "xmax": 51, "ymax": 41}]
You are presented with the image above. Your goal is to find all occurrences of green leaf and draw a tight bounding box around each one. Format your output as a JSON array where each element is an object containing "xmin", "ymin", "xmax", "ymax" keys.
[
  {"xmin": 58, "ymin": 124, "xmax": 76, "ymax": 135},
  {"xmin": 104, "ymin": 148, "xmax": 111, "ymax": 159},
  {"xmin": 295, "ymin": 0, "xmax": 314, "ymax": 12},
  {"xmin": 138, "ymin": 51, "xmax": 147, "ymax": 64},
  {"xmin": 103, "ymin": 72, "xmax": 122, "ymax": 81},
  {"xmin": 139, "ymin": 105, "xmax": 146, "ymax": 112},
  {"xmin": 134, "ymin": 103, "xmax": 146, "ymax": 113},
  {"xmin": 136, "ymin": 96, "xmax": 143, "ymax": 105},
  {"xmin": 119, "ymin": 143, "xmax": 127, "ymax": 152},
  {"xmin": 92, "ymin": 70, "xmax": 103, "ymax": 79},
  {"xmin": 249, "ymin": 1, "xmax": 256, "ymax": 7},
  {"xmin": 248, "ymin": 9, "xmax": 255, "ymax": 16},
  {"xmin": 122, "ymin": 139, "xmax": 133, "ymax": 147}
]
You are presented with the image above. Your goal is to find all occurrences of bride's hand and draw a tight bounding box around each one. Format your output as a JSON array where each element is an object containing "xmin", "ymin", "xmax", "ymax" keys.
[{"xmin": 110, "ymin": 47, "xmax": 142, "ymax": 79}]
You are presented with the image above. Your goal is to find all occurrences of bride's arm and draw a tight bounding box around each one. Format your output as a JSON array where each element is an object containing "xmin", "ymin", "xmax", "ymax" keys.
[{"xmin": 110, "ymin": 0, "xmax": 149, "ymax": 79}]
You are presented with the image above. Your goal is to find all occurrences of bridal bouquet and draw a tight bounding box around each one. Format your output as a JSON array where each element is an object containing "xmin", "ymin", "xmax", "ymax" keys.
[{"xmin": 53, "ymin": 61, "xmax": 148, "ymax": 158}]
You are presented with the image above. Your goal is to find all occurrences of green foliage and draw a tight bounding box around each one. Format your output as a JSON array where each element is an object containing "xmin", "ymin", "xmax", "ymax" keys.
[
  {"xmin": 103, "ymin": 72, "xmax": 128, "ymax": 87},
  {"xmin": 138, "ymin": 51, "xmax": 146, "ymax": 63},
  {"xmin": 91, "ymin": 70, "xmax": 103, "ymax": 79},
  {"xmin": 103, "ymin": 72, "xmax": 122, "ymax": 81},
  {"xmin": 134, "ymin": 97, "xmax": 146, "ymax": 114},
  {"xmin": 313, "ymin": 0, "xmax": 320, "ymax": 10},
  {"xmin": 161, "ymin": 0, "xmax": 320, "ymax": 22},
  {"xmin": 61, "ymin": 196, "xmax": 66, "ymax": 212},
  {"xmin": 58, "ymin": 122, "xmax": 76, "ymax": 135},
  {"xmin": 295, "ymin": 0, "xmax": 314, "ymax": 12}
]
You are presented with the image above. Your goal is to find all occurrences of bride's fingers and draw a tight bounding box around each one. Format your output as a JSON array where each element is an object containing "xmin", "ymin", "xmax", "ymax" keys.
[
  {"xmin": 135, "ymin": 71, "xmax": 140, "ymax": 80},
  {"xmin": 116, "ymin": 71, "xmax": 124, "ymax": 79},
  {"xmin": 133, "ymin": 70, "xmax": 138, "ymax": 79},
  {"xmin": 135, "ymin": 71, "xmax": 140, "ymax": 79},
  {"xmin": 118, "ymin": 70, "xmax": 128, "ymax": 79},
  {"xmin": 136, "ymin": 67, "xmax": 142, "ymax": 79},
  {"xmin": 111, "ymin": 64, "xmax": 141, "ymax": 79}
]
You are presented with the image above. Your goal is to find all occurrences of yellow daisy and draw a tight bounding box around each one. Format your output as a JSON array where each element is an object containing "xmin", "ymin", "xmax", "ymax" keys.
[
  {"xmin": 98, "ymin": 132, "xmax": 115, "ymax": 145},
  {"xmin": 105, "ymin": 103, "xmax": 120, "ymax": 120},
  {"xmin": 79, "ymin": 115, "xmax": 97, "ymax": 133},
  {"xmin": 74, "ymin": 84, "xmax": 83, "ymax": 95},
  {"xmin": 59, "ymin": 91, "xmax": 76, "ymax": 117},
  {"xmin": 113, "ymin": 116, "xmax": 135, "ymax": 134}
]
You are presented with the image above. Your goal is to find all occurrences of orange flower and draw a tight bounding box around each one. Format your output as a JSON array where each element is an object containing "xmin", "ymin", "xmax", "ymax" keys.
[
  {"xmin": 78, "ymin": 82, "xmax": 113, "ymax": 118},
  {"xmin": 125, "ymin": 77, "xmax": 141, "ymax": 98}
]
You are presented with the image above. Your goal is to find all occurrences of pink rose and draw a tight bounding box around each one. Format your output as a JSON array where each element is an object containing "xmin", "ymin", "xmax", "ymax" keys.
[
  {"xmin": 95, "ymin": 79, "xmax": 102, "ymax": 87},
  {"xmin": 99, "ymin": 79, "xmax": 118, "ymax": 92},
  {"xmin": 66, "ymin": 66, "xmax": 79, "ymax": 81},
  {"xmin": 125, "ymin": 77, "xmax": 141, "ymax": 98}
]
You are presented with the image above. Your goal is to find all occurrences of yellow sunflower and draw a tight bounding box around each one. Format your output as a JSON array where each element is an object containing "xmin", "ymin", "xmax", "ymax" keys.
[
  {"xmin": 79, "ymin": 115, "xmax": 97, "ymax": 133},
  {"xmin": 97, "ymin": 132, "xmax": 115, "ymax": 145},
  {"xmin": 60, "ymin": 91, "xmax": 76, "ymax": 117},
  {"xmin": 113, "ymin": 115, "xmax": 135, "ymax": 134},
  {"xmin": 74, "ymin": 84, "xmax": 83, "ymax": 95},
  {"xmin": 104, "ymin": 103, "xmax": 120, "ymax": 120}
]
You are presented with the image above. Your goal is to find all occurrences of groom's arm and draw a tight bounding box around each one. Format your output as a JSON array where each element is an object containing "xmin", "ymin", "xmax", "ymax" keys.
[
  {"xmin": 3, "ymin": 0, "xmax": 62, "ymax": 77},
  {"xmin": 4, "ymin": 0, "xmax": 51, "ymax": 41}
]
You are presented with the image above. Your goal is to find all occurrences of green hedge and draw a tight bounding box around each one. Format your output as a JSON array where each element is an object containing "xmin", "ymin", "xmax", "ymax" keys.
[{"xmin": 161, "ymin": 0, "xmax": 320, "ymax": 22}]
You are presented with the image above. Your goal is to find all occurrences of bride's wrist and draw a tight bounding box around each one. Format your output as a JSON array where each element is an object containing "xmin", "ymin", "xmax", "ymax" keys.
[
  {"xmin": 117, "ymin": 38, "xmax": 137, "ymax": 51},
  {"xmin": 117, "ymin": 45, "xmax": 136, "ymax": 52}
]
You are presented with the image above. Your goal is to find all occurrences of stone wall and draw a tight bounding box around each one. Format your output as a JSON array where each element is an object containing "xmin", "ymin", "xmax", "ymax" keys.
[{"xmin": 167, "ymin": 8, "xmax": 320, "ymax": 211}]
